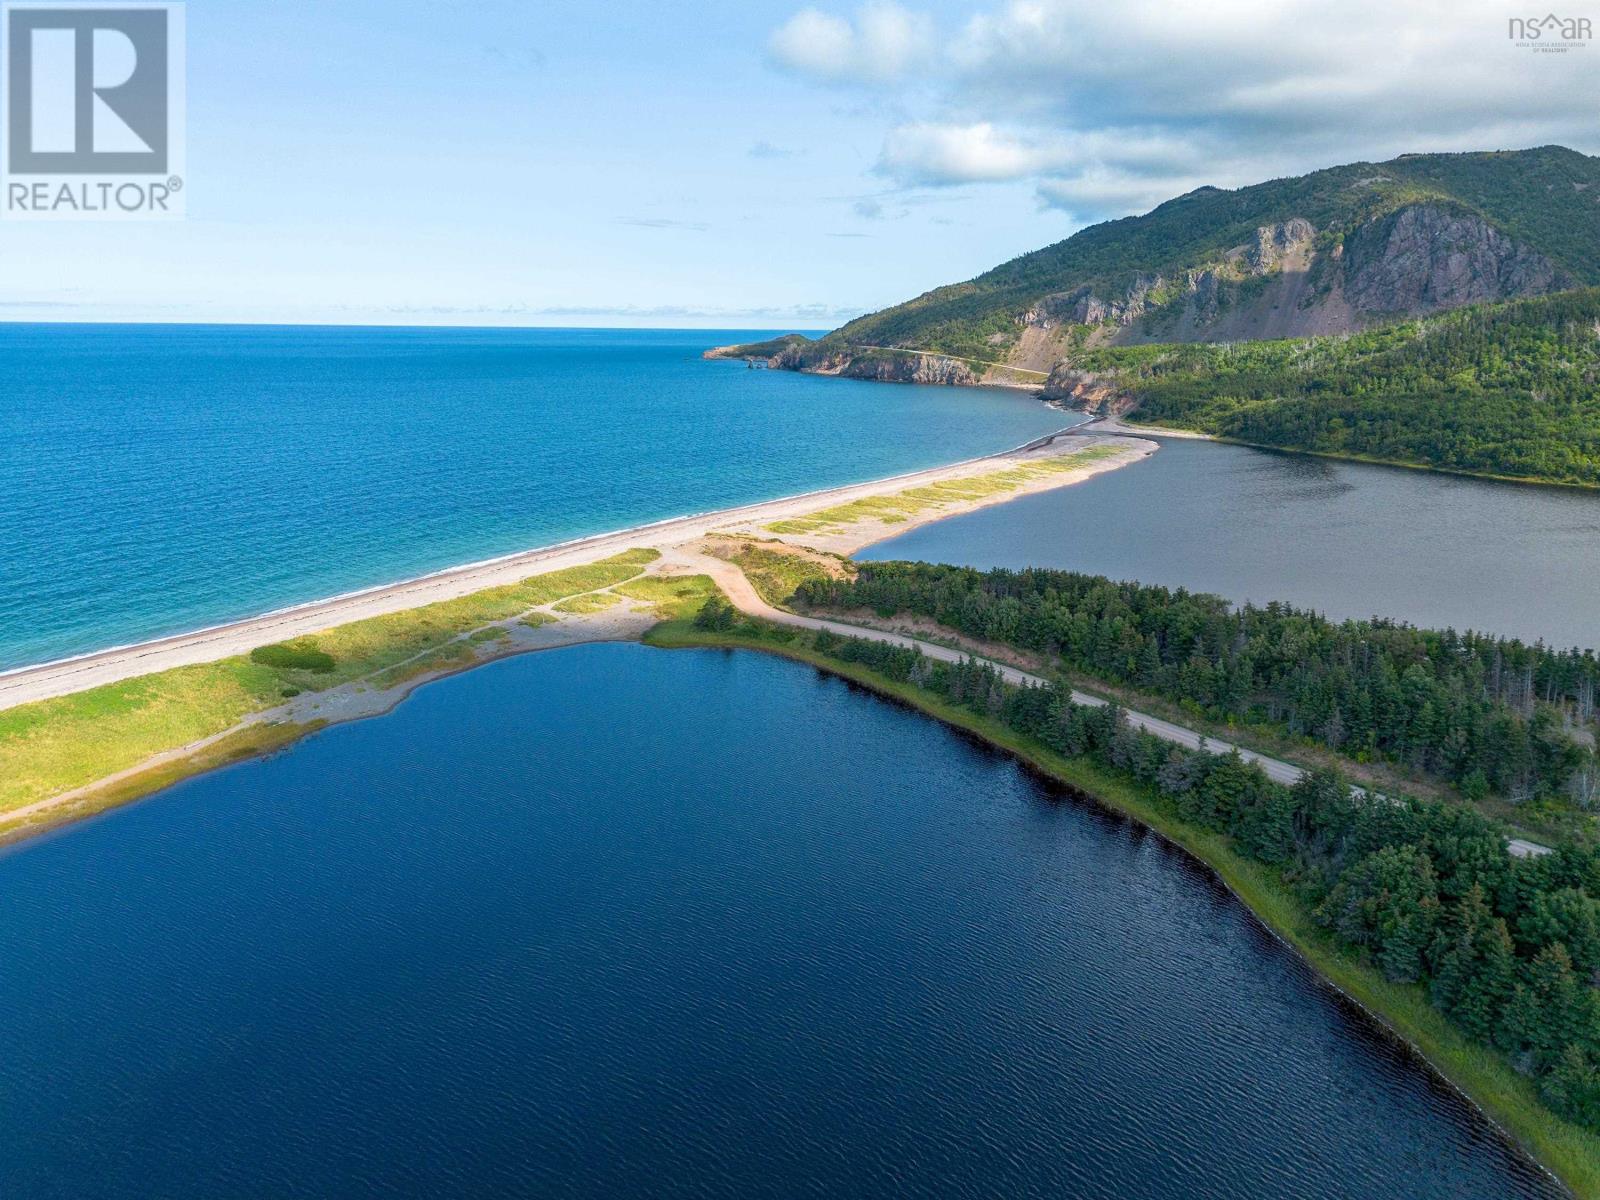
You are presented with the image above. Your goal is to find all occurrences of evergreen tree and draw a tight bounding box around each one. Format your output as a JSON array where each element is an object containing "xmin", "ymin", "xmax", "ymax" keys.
[
  {"xmin": 1318, "ymin": 845, "xmax": 1441, "ymax": 983},
  {"xmin": 1428, "ymin": 884, "xmax": 1517, "ymax": 1043},
  {"xmin": 1517, "ymin": 887, "xmax": 1600, "ymax": 978}
]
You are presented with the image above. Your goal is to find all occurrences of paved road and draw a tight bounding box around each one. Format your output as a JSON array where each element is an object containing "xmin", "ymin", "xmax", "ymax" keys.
[{"xmin": 683, "ymin": 551, "xmax": 1551, "ymax": 860}]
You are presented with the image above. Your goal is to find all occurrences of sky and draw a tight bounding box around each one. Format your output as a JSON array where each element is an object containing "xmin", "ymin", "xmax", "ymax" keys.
[{"xmin": 2, "ymin": 0, "xmax": 1596, "ymax": 327}]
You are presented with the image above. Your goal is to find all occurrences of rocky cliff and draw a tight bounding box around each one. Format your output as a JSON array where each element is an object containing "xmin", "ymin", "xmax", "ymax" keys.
[
  {"xmin": 775, "ymin": 147, "xmax": 1600, "ymax": 387},
  {"xmin": 1011, "ymin": 204, "xmax": 1572, "ymax": 358},
  {"xmin": 1339, "ymin": 205, "xmax": 1568, "ymax": 315},
  {"xmin": 1038, "ymin": 366, "xmax": 1132, "ymax": 413},
  {"xmin": 776, "ymin": 344, "xmax": 980, "ymax": 386}
]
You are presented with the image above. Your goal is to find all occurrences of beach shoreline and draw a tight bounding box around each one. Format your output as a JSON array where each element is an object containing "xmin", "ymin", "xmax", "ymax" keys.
[
  {"xmin": 0, "ymin": 432, "xmax": 1154, "ymax": 844},
  {"xmin": 0, "ymin": 426, "xmax": 1147, "ymax": 713}
]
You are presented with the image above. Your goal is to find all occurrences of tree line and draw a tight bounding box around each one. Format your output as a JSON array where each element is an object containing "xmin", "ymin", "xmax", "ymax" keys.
[
  {"xmin": 796, "ymin": 562, "xmax": 1598, "ymax": 807},
  {"xmin": 1081, "ymin": 289, "xmax": 1600, "ymax": 487},
  {"xmin": 809, "ymin": 626, "xmax": 1600, "ymax": 1129}
]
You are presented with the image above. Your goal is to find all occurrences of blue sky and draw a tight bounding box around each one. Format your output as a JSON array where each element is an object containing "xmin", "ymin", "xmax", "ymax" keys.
[{"xmin": 3, "ymin": 0, "xmax": 1595, "ymax": 327}]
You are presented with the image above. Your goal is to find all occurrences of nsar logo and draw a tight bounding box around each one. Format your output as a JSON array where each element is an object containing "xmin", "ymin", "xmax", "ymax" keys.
[{"xmin": 1507, "ymin": 12, "xmax": 1593, "ymax": 51}]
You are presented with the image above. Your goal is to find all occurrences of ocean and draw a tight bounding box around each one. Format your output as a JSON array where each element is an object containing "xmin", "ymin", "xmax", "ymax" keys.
[{"xmin": 0, "ymin": 324, "xmax": 1065, "ymax": 671}]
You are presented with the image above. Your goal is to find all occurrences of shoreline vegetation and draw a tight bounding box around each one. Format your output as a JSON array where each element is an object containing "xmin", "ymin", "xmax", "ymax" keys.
[
  {"xmin": 647, "ymin": 613, "xmax": 1600, "ymax": 1199},
  {"xmin": 1090, "ymin": 290, "xmax": 1600, "ymax": 489},
  {"xmin": 7, "ymin": 431, "xmax": 1598, "ymax": 1190},
  {"xmin": 796, "ymin": 563, "xmax": 1600, "ymax": 830},
  {"xmin": 0, "ymin": 435, "xmax": 1152, "ymax": 844},
  {"xmin": 709, "ymin": 287, "xmax": 1600, "ymax": 492}
]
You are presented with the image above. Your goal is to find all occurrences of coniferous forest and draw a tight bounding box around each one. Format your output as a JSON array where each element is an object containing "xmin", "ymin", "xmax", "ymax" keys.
[
  {"xmin": 1083, "ymin": 290, "xmax": 1600, "ymax": 486},
  {"xmin": 796, "ymin": 562, "xmax": 1600, "ymax": 808}
]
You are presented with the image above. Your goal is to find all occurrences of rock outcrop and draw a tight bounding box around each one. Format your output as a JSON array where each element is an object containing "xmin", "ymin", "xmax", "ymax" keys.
[
  {"xmin": 1340, "ymin": 205, "xmax": 1568, "ymax": 315},
  {"xmin": 722, "ymin": 148, "xmax": 1600, "ymax": 390},
  {"xmin": 1014, "ymin": 206, "xmax": 1567, "ymax": 356},
  {"xmin": 1020, "ymin": 218, "xmax": 1321, "ymax": 345},
  {"xmin": 776, "ymin": 344, "xmax": 979, "ymax": 386},
  {"xmin": 1039, "ymin": 366, "xmax": 1133, "ymax": 413}
]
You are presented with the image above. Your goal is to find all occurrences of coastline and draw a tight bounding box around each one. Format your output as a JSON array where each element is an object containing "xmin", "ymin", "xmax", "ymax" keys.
[
  {"xmin": 0, "ymin": 425, "xmax": 1144, "ymax": 712},
  {"xmin": 1071, "ymin": 409, "xmax": 1600, "ymax": 491},
  {"xmin": 7, "ymin": 427, "xmax": 1592, "ymax": 1193},
  {"xmin": 766, "ymin": 350, "xmax": 1600, "ymax": 490},
  {"xmin": 0, "ymin": 433, "xmax": 1154, "ymax": 843}
]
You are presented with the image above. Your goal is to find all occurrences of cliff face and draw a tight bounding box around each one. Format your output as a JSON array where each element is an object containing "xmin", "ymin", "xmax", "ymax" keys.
[
  {"xmin": 788, "ymin": 147, "xmax": 1600, "ymax": 386},
  {"xmin": 776, "ymin": 344, "xmax": 979, "ymax": 386},
  {"xmin": 1022, "ymin": 218, "xmax": 1319, "ymax": 333},
  {"xmin": 1016, "ymin": 205, "xmax": 1569, "ymax": 355},
  {"xmin": 1038, "ymin": 366, "xmax": 1132, "ymax": 413},
  {"xmin": 1340, "ymin": 205, "xmax": 1569, "ymax": 315}
]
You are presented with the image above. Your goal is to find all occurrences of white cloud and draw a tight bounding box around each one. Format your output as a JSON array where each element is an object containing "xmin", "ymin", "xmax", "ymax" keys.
[
  {"xmin": 768, "ymin": 2, "xmax": 934, "ymax": 84},
  {"xmin": 771, "ymin": 0, "xmax": 1600, "ymax": 221},
  {"xmin": 877, "ymin": 122, "xmax": 1040, "ymax": 183}
]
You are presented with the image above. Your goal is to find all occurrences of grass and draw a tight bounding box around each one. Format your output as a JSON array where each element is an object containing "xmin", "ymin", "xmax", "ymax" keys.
[
  {"xmin": 0, "ymin": 720, "xmax": 316, "ymax": 846},
  {"xmin": 764, "ymin": 446, "xmax": 1121, "ymax": 535},
  {"xmin": 0, "ymin": 549, "xmax": 661, "ymax": 818},
  {"xmin": 250, "ymin": 640, "xmax": 336, "ymax": 672},
  {"xmin": 720, "ymin": 541, "xmax": 846, "ymax": 608},
  {"xmin": 613, "ymin": 574, "xmax": 720, "ymax": 620},
  {"xmin": 300, "ymin": 549, "xmax": 659, "ymax": 687},
  {"xmin": 551, "ymin": 589, "xmax": 623, "ymax": 615},
  {"xmin": 647, "ymin": 616, "xmax": 1600, "ymax": 1199}
]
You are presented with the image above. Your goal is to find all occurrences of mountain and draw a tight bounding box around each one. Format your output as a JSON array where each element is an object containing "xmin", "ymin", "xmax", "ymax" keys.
[
  {"xmin": 771, "ymin": 146, "xmax": 1600, "ymax": 381},
  {"xmin": 1063, "ymin": 288, "xmax": 1600, "ymax": 487}
]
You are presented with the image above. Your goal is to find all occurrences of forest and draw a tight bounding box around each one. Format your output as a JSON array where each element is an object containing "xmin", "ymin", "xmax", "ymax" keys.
[
  {"xmin": 795, "ymin": 562, "xmax": 1600, "ymax": 808},
  {"xmin": 806, "ymin": 626, "xmax": 1600, "ymax": 1130},
  {"xmin": 1086, "ymin": 289, "xmax": 1600, "ymax": 486}
]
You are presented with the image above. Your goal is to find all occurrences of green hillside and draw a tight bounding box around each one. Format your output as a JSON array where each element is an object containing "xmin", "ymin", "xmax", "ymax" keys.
[
  {"xmin": 1092, "ymin": 289, "xmax": 1600, "ymax": 486},
  {"xmin": 819, "ymin": 147, "xmax": 1600, "ymax": 360}
]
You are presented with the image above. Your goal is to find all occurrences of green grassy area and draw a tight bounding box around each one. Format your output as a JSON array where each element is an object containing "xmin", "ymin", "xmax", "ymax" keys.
[
  {"xmin": 720, "ymin": 541, "xmax": 845, "ymax": 608},
  {"xmin": 646, "ymin": 616, "xmax": 1600, "ymax": 1198},
  {"xmin": 298, "ymin": 548, "xmax": 660, "ymax": 687},
  {"xmin": 613, "ymin": 574, "xmax": 720, "ymax": 620},
  {"xmin": 764, "ymin": 446, "xmax": 1120, "ymax": 535},
  {"xmin": 551, "ymin": 589, "xmax": 623, "ymax": 615},
  {"xmin": 0, "ymin": 720, "xmax": 317, "ymax": 848},
  {"xmin": 0, "ymin": 550, "xmax": 661, "ymax": 819}
]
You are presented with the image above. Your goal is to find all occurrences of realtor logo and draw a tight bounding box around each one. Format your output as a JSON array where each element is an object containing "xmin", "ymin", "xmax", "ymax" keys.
[{"xmin": 1, "ymin": 2, "xmax": 185, "ymax": 218}]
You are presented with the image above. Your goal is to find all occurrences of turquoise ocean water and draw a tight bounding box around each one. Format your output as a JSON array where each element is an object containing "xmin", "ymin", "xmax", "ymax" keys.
[{"xmin": 0, "ymin": 325, "xmax": 1065, "ymax": 671}]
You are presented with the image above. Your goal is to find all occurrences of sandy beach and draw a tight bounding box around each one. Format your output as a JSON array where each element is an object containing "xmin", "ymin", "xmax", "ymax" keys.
[
  {"xmin": 0, "ymin": 430, "xmax": 1154, "ymax": 713},
  {"xmin": 4, "ymin": 423, "xmax": 1552, "ymax": 869}
]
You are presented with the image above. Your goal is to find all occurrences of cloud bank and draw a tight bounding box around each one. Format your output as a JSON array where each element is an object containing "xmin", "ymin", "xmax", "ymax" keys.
[{"xmin": 769, "ymin": 0, "xmax": 1599, "ymax": 220}]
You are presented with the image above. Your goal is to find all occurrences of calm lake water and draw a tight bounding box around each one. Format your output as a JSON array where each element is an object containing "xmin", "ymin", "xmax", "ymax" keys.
[
  {"xmin": 864, "ymin": 436, "xmax": 1600, "ymax": 650},
  {"xmin": 0, "ymin": 325, "xmax": 1067, "ymax": 670},
  {"xmin": 0, "ymin": 645, "xmax": 1564, "ymax": 1198}
]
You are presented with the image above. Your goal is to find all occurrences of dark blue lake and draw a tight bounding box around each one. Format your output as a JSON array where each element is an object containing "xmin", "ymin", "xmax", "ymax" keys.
[{"xmin": 0, "ymin": 644, "xmax": 1562, "ymax": 1198}]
